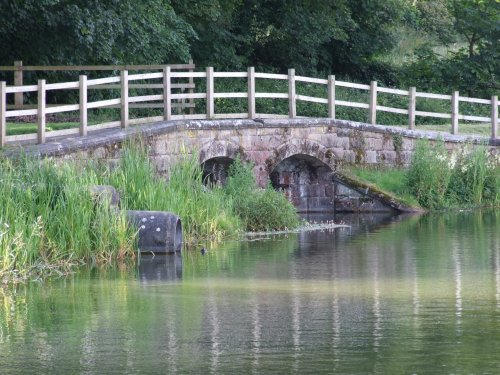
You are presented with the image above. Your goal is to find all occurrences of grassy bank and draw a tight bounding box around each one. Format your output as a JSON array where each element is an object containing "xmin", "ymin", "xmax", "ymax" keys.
[
  {"xmin": 345, "ymin": 141, "xmax": 500, "ymax": 210},
  {"xmin": 0, "ymin": 157, "xmax": 136, "ymax": 283},
  {"xmin": 0, "ymin": 141, "xmax": 299, "ymax": 282}
]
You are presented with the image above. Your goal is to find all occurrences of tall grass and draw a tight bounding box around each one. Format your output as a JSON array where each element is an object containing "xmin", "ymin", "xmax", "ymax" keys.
[
  {"xmin": 1, "ymin": 140, "xmax": 301, "ymax": 282},
  {"xmin": 406, "ymin": 141, "xmax": 499, "ymax": 209},
  {"xmin": 344, "ymin": 140, "xmax": 499, "ymax": 210},
  {"xmin": 0, "ymin": 157, "xmax": 135, "ymax": 282},
  {"xmin": 106, "ymin": 141, "xmax": 300, "ymax": 239},
  {"xmin": 106, "ymin": 140, "xmax": 242, "ymax": 244}
]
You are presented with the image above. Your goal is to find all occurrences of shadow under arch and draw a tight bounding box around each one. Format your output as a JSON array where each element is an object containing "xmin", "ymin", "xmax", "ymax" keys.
[
  {"xmin": 270, "ymin": 153, "xmax": 335, "ymax": 213},
  {"xmin": 198, "ymin": 139, "xmax": 242, "ymax": 186},
  {"xmin": 201, "ymin": 156, "xmax": 235, "ymax": 186}
]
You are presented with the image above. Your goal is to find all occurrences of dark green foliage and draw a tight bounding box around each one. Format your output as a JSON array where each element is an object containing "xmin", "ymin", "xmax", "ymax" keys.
[
  {"xmin": 0, "ymin": 0, "xmax": 497, "ymax": 115},
  {"xmin": 0, "ymin": 0, "xmax": 195, "ymax": 66}
]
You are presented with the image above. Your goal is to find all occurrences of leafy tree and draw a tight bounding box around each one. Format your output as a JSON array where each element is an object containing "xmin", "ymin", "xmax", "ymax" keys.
[
  {"xmin": 402, "ymin": 0, "xmax": 499, "ymax": 96},
  {"xmin": 0, "ymin": 0, "xmax": 195, "ymax": 65},
  {"xmin": 239, "ymin": 0, "xmax": 354, "ymax": 75},
  {"xmin": 321, "ymin": 0, "xmax": 409, "ymax": 81},
  {"xmin": 171, "ymin": 0, "xmax": 246, "ymax": 69},
  {"xmin": 413, "ymin": 0, "xmax": 455, "ymax": 44}
]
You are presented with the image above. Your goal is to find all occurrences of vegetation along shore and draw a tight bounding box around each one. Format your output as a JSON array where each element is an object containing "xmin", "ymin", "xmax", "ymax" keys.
[{"xmin": 0, "ymin": 141, "xmax": 299, "ymax": 283}]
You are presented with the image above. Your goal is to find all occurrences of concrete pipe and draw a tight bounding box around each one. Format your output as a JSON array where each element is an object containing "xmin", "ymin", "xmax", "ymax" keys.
[{"xmin": 127, "ymin": 210, "xmax": 183, "ymax": 254}]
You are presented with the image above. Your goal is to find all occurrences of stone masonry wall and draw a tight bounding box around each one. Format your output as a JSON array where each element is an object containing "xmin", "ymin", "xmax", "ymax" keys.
[{"xmin": 4, "ymin": 118, "xmax": 498, "ymax": 212}]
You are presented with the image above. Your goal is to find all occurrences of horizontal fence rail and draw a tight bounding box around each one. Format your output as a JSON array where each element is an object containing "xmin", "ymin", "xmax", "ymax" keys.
[{"xmin": 0, "ymin": 63, "xmax": 498, "ymax": 147}]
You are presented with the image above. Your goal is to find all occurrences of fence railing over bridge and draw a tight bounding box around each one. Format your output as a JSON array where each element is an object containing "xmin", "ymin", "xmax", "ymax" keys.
[{"xmin": 0, "ymin": 61, "xmax": 498, "ymax": 147}]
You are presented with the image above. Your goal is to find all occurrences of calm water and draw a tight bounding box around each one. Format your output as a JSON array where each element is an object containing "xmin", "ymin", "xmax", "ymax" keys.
[{"xmin": 1, "ymin": 211, "xmax": 499, "ymax": 374}]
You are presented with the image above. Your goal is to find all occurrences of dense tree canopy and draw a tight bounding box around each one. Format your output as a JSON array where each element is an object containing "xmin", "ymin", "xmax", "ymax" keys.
[
  {"xmin": 403, "ymin": 0, "xmax": 499, "ymax": 96},
  {"xmin": 0, "ymin": 0, "xmax": 498, "ymax": 96},
  {"xmin": 0, "ymin": 0, "xmax": 195, "ymax": 65}
]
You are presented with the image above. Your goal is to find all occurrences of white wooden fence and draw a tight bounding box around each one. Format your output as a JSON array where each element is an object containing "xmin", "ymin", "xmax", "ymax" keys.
[{"xmin": 0, "ymin": 64, "xmax": 498, "ymax": 147}]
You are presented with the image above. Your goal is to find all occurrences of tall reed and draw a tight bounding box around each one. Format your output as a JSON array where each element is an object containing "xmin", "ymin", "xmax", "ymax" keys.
[
  {"xmin": 0, "ymin": 156, "xmax": 135, "ymax": 281},
  {"xmin": 106, "ymin": 141, "xmax": 242, "ymax": 244},
  {"xmin": 406, "ymin": 140, "xmax": 499, "ymax": 209}
]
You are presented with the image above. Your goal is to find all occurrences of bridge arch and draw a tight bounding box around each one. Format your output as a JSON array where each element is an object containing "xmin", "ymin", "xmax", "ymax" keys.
[
  {"xmin": 199, "ymin": 139, "xmax": 242, "ymax": 186},
  {"xmin": 266, "ymin": 140, "xmax": 336, "ymax": 213},
  {"xmin": 265, "ymin": 139, "xmax": 336, "ymax": 174}
]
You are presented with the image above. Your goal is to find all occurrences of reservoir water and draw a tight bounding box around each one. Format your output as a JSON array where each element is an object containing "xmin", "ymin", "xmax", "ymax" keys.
[{"xmin": 0, "ymin": 211, "xmax": 499, "ymax": 374}]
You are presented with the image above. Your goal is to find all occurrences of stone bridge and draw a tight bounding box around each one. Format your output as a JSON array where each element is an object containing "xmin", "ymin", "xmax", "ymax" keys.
[{"xmin": 4, "ymin": 118, "xmax": 498, "ymax": 213}]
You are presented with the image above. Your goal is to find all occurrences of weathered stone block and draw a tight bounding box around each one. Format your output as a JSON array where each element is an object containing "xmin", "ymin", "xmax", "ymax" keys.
[
  {"xmin": 151, "ymin": 156, "xmax": 171, "ymax": 173},
  {"xmin": 325, "ymin": 184, "xmax": 334, "ymax": 198},
  {"xmin": 89, "ymin": 185, "xmax": 120, "ymax": 208},
  {"xmin": 335, "ymin": 183, "xmax": 361, "ymax": 197},
  {"xmin": 365, "ymin": 151, "xmax": 377, "ymax": 164},
  {"xmin": 332, "ymin": 148, "xmax": 345, "ymax": 159},
  {"xmin": 152, "ymin": 140, "xmax": 167, "ymax": 155},
  {"xmin": 400, "ymin": 151, "xmax": 413, "ymax": 165},
  {"xmin": 365, "ymin": 138, "xmax": 383, "ymax": 150},
  {"xmin": 343, "ymin": 150, "xmax": 356, "ymax": 163},
  {"xmin": 90, "ymin": 147, "xmax": 107, "ymax": 159},
  {"xmin": 402, "ymin": 138, "xmax": 414, "ymax": 151},
  {"xmin": 378, "ymin": 151, "xmax": 397, "ymax": 164}
]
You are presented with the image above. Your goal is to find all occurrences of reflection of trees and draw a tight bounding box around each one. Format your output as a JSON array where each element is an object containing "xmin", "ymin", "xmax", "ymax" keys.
[
  {"xmin": 0, "ymin": 211, "xmax": 499, "ymax": 373},
  {"xmin": 496, "ymin": 246, "xmax": 500, "ymax": 309}
]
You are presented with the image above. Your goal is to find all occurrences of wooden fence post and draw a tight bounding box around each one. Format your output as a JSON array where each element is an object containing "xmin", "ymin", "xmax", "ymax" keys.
[
  {"xmin": 163, "ymin": 66, "xmax": 172, "ymax": 121},
  {"xmin": 206, "ymin": 67, "xmax": 214, "ymax": 119},
  {"xmin": 328, "ymin": 75, "xmax": 336, "ymax": 119},
  {"xmin": 409, "ymin": 87, "xmax": 416, "ymax": 130},
  {"xmin": 188, "ymin": 59, "xmax": 195, "ymax": 115},
  {"xmin": 369, "ymin": 81, "xmax": 377, "ymax": 125},
  {"xmin": 451, "ymin": 90, "xmax": 459, "ymax": 135},
  {"xmin": 0, "ymin": 82, "xmax": 6, "ymax": 147},
  {"xmin": 492, "ymin": 95, "xmax": 498, "ymax": 139},
  {"xmin": 14, "ymin": 60, "xmax": 23, "ymax": 109},
  {"xmin": 121, "ymin": 70, "xmax": 129, "ymax": 128},
  {"xmin": 248, "ymin": 67, "xmax": 256, "ymax": 119},
  {"xmin": 79, "ymin": 75, "xmax": 87, "ymax": 136},
  {"xmin": 37, "ymin": 79, "xmax": 46, "ymax": 144},
  {"xmin": 288, "ymin": 68, "xmax": 296, "ymax": 118}
]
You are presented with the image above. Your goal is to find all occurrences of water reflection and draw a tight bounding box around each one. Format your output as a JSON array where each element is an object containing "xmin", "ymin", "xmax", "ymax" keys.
[
  {"xmin": 138, "ymin": 254, "xmax": 182, "ymax": 283},
  {"xmin": 496, "ymin": 247, "xmax": 500, "ymax": 309},
  {"xmin": 250, "ymin": 296, "xmax": 260, "ymax": 374},
  {"xmin": 0, "ymin": 211, "xmax": 499, "ymax": 374}
]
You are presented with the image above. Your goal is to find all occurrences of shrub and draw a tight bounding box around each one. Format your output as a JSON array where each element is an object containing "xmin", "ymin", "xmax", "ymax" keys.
[
  {"xmin": 225, "ymin": 157, "xmax": 299, "ymax": 231},
  {"xmin": 406, "ymin": 140, "xmax": 451, "ymax": 209},
  {"xmin": 406, "ymin": 140, "xmax": 500, "ymax": 209}
]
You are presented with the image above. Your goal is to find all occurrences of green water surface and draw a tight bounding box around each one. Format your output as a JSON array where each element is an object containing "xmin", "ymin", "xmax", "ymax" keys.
[{"xmin": 1, "ymin": 211, "xmax": 499, "ymax": 374}]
